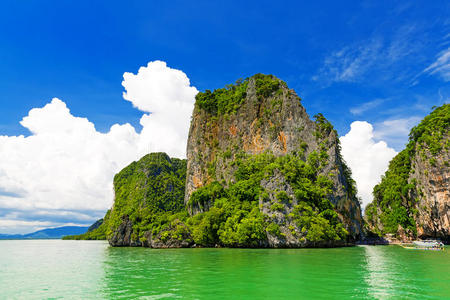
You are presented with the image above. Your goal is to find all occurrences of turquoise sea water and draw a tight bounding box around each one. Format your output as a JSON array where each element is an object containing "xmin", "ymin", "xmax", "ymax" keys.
[{"xmin": 0, "ymin": 240, "xmax": 449, "ymax": 299}]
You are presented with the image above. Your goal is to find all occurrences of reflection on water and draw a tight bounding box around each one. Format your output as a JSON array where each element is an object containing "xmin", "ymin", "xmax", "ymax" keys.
[
  {"xmin": 0, "ymin": 240, "xmax": 448, "ymax": 299},
  {"xmin": 363, "ymin": 245, "xmax": 395, "ymax": 298},
  {"xmin": 362, "ymin": 245, "xmax": 450, "ymax": 299}
]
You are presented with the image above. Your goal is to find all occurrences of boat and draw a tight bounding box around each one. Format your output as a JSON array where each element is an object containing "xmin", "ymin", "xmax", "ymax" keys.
[{"xmin": 401, "ymin": 239, "xmax": 445, "ymax": 251}]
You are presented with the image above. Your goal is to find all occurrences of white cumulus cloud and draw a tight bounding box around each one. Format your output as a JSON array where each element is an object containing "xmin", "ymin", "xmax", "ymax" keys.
[
  {"xmin": 123, "ymin": 61, "xmax": 198, "ymax": 158},
  {"xmin": 0, "ymin": 61, "xmax": 197, "ymax": 234},
  {"xmin": 340, "ymin": 121, "xmax": 397, "ymax": 208}
]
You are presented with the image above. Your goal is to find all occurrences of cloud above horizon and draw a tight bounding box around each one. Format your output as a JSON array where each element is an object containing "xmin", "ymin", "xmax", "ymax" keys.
[
  {"xmin": 0, "ymin": 61, "xmax": 197, "ymax": 234},
  {"xmin": 340, "ymin": 121, "xmax": 397, "ymax": 208}
]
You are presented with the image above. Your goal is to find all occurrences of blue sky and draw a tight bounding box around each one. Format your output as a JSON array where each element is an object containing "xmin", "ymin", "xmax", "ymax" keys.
[
  {"xmin": 1, "ymin": 0, "xmax": 448, "ymax": 145},
  {"xmin": 0, "ymin": 0, "xmax": 449, "ymax": 233}
]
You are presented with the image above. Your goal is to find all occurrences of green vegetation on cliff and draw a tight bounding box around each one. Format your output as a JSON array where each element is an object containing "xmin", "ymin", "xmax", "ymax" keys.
[
  {"xmin": 195, "ymin": 74, "xmax": 283, "ymax": 116},
  {"xmin": 195, "ymin": 78, "xmax": 248, "ymax": 115},
  {"xmin": 409, "ymin": 104, "xmax": 450, "ymax": 156},
  {"xmin": 365, "ymin": 104, "xmax": 449, "ymax": 237},
  {"xmin": 108, "ymin": 152, "xmax": 188, "ymax": 241},
  {"xmin": 365, "ymin": 149, "xmax": 417, "ymax": 236},
  {"xmin": 98, "ymin": 149, "xmax": 348, "ymax": 247},
  {"xmin": 186, "ymin": 150, "xmax": 348, "ymax": 247},
  {"xmin": 93, "ymin": 144, "xmax": 351, "ymax": 247}
]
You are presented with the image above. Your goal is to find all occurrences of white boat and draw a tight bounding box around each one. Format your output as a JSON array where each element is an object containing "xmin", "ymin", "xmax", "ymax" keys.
[{"xmin": 402, "ymin": 239, "xmax": 444, "ymax": 251}]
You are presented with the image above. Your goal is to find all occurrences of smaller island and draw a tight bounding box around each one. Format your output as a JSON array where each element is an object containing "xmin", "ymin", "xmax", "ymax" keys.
[{"xmin": 365, "ymin": 104, "xmax": 449, "ymax": 244}]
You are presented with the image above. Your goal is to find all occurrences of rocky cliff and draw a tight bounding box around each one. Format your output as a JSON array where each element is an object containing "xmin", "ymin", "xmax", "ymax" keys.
[
  {"xmin": 365, "ymin": 104, "xmax": 449, "ymax": 242},
  {"xmin": 184, "ymin": 74, "xmax": 362, "ymax": 246}
]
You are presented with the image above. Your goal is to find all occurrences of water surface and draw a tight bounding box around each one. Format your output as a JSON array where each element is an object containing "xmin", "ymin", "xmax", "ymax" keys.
[{"xmin": 1, "ymin": 240, "xmax": 448, "ymax": 299}]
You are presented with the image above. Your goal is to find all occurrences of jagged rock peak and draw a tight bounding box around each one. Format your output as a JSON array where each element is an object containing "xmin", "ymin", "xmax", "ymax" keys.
[{"xmin": 185, "ymin": 73, "xmax": 362, "ymax": 241}]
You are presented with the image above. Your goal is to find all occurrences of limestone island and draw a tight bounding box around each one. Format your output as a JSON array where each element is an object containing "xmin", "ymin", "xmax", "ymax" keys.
[{"xmin": 64, "ymin": 75, "xmax": 449, "ymax": 247}]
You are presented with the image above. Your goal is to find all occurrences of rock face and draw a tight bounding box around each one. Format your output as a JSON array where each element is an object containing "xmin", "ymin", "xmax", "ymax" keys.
[
  {"xmin": 412, "ymin": 150, "xmax": 449, "ymax": 240},
  {"xmin": 185, "ymin": 74, "xmax": 362, "ymax": 244},
  {"xmin": 185, "ymin": 76, "xmax": 311, "ymax": 204},
  {"xmin": 365, "ymin": 104, "xmax": 449, "ymax": 243},
  {"xmin": 109, "ymin": 215, "xmax": 141, "ymax": 246}
]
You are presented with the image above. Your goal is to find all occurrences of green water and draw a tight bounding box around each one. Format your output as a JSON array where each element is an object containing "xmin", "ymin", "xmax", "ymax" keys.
[{"xmin": 0, "ymin": 240, "xmax": 449, "ymax": 299}]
